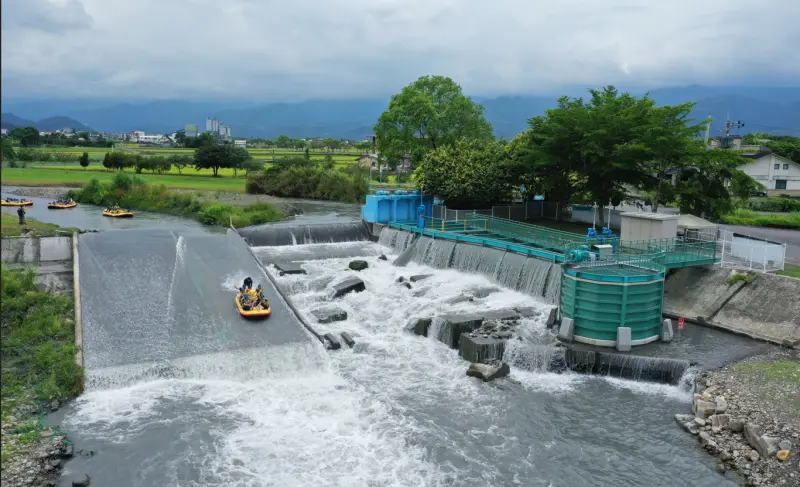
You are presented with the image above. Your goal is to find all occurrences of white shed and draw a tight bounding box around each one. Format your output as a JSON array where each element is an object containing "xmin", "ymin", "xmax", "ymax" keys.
[{"xmin": 619, "ymin": 212, "xmax": 679, "ymax": 242}]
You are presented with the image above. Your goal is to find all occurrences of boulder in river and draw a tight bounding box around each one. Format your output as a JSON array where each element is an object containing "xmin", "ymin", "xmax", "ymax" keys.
[
  {"xmin": 323, "ymin": 333, "xmax": 342, "ymax": 350},
  {"xmin": 332, "ymin": 277, "xmax": 366, "ymax": 298},
  {"xmin": 409, "ymin": 274, "xmax": 432, "ymax": 283},
  {"xmin": 274, "ymin": 262, "xmax": 307, "ymax": 276},
  {"xmin": 466, "ymin": 361, "xmax": 510, "ymax": 382},
  {"xmin": 348, "ymin": 260, "xmax": 369, "ymax": 271},
  {"xmin": 378, "ymin": 254, "xmax": 388, "ymax": 261},
  {"xmin": 311, "ymin": 306, "xmax": 348, "ymax": 324},
  {"xmin": 340, "ymin": 332, "xmax": 356, "ymax": 348},
  {"xmin": 409, "ymin": 318, "xmax": 433, "ymax": 337},
  {"xmin": 71, "ymin": 474, "xmax": 91, "ymax": 487}
]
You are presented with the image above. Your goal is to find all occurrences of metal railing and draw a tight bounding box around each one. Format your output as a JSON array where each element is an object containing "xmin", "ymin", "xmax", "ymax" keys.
[
  {"xmin": 569, "ymin": 251, "xmax": 668, "ymax": 274},
  {"xmin": 719, "ymin": 230, "xmax": 787, "ymax": 272}
]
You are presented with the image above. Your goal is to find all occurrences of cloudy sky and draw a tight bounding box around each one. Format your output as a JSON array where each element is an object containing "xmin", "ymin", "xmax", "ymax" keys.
[{"xmin": 2, "ymin": 0, "xmax": 799, "ymax": 100}]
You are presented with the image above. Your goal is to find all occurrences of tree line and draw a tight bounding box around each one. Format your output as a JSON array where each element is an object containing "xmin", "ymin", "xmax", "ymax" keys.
[
  {"xmin": 374, "ymin": 75, "xmax": 765, "ymax": 224},
  {"xmin": 6, "ymin": 127, "xmax": 114, "ymax": 148}
]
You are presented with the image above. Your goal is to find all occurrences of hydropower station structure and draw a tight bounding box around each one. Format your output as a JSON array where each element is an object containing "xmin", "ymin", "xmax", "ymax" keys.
[{"xmin": 362, "ymin": 191, "xmax": 720, "ymax": 350}]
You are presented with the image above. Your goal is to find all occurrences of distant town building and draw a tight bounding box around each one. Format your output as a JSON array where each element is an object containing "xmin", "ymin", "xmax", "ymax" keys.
[
  {"xmin": 206, "ymin": 118, "xmax": 220, "ymax": 134},
  {"xmin": 234, "ymin": 139, "xmax": 247, "ymax": 149},
  {"xmin": 0, "ymin": 128, "xmax": 8, "ymax": 137},
  {"xmin": 185, "ymin": 124, "xmax": 199, "ymax": 137}
]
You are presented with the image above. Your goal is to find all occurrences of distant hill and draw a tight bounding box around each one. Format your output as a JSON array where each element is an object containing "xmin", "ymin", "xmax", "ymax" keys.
[
  {"xmin": 1, "ymin": 113, "xmax": 92, "ymax": 132},
  {"xmin": 2, "ymin": 85, "xmax": 799, "ymax": 139}
]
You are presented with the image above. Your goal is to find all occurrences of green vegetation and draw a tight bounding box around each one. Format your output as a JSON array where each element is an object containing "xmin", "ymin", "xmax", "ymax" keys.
[
  {"xmin": 777, "ymin": 263, "xmax": 800, "ymax": 279},
  {"xmin": 727, "ymin": 272, "xmax": 755, "ymax": 285},
  {"xmin": 376, "ymin": 75, "xmax": 494, "ymax": 169},
  {"xmin": 742, "ymin": 133, "xmax": 800, "ymax": 164},
  {"xmin": 68, "ymin": 173, "xmax": 283, "ymax": 226},
  {"xmin": 720, "ymin": 209, "xmax": 800, "ymax": 229},
  {"xmin": 246, "ymin": 158, "xmax": 369, "ymax": 203},
  {"xmin": 1, "ymin": 266, "xmax": 84, "ymax": 417},
  {"xmin": 731, "ymin": 360, "xmax": 800, "ymax": 386},
  {"xmin": 747, "ymin": 197, "xmax": 800, "ymax": 213},
  {"xmin": 0, "ymin": 214, "xmax": 79, "ymax": 237},
  {"xmin": 1, "ymin": 167, "xmax": 246, "ymax": 191}
]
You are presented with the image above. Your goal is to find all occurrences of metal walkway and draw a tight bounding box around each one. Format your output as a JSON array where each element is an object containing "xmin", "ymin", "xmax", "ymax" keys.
[{"xmin": 389, "ymin": 215, "xmax": 720, "ymax": 270}]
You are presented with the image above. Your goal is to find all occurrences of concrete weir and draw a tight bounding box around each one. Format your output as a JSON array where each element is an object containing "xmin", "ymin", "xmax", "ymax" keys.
[
  {"xmin": 412, "ymin": 309, "xmax": 692, "ymax": 384},
  {"xmin": 77, "ymin": 228, "xmax": 313, "ymax": 374}
]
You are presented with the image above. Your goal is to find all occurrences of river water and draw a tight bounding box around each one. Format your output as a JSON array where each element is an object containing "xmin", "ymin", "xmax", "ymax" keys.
[
  {"xmin": 9, "ymin": 189, "xmax": 746, "ymax": 486},
  {"xmin": 52, "ymin": 235, "xmax": 743, "ymax": 487}
]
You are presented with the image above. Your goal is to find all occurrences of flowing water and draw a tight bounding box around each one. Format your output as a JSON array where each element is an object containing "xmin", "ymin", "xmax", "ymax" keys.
[{"xmin": 52, "ymin": 227, "xmax": 747, "ymax": 486}]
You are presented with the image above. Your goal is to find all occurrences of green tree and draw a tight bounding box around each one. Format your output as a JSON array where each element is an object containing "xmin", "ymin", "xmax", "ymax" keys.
[
  {"xmin": 375, "ymin": 75, "xmax": 494, "ymax": 169},
  {"xmin": 10, "ymin": 126, "xmax": 40, "ymax": 147},
  {"xmin": 167, "ymin": 154, "xmax": 191, "ymax": 174},
  {"xmin": 1, "ymin": 138, "xmax": 16, "ymax": 162},
  {"xmin": 304, "ymin": 147, "xmax": 310, "ymax": 160},
  {"xmin": 275, "ymin": 134, "xmax": 292, "ymax": 148},
  {"xmin": 102, "ymin": 153, "xmax": 111, "ymax": 170},
  {"xmin": 354, "ymin": 140, "xmax": 372, "ymax": 153},
  {"xmin": 194, "ymin": 144, "xmax": 247, "ymax": 177},
  {"xmin": 674, "ymin": 148, "xmax": 753, "ymax": 219},
  {"xmin": 107, "ymin": 152, "xmax": 128, "ymax": 170},
  {"xmin": 414, "ymin": 139, "xmax": 511, "ymax": 209},
  {"xmin": 79, "ymin": 152, "xmax": 90, "ymax": 170},
  {"xmin": 175, "ymin": 132, "xmax": 187, "ymax": 147},
  {"xmin": 228, "ymin": 147, "xmax": 252, "ymax": 177},
  {"xmin": 617, "ymin": 103, "xmax": 707, "ymax": 212}
]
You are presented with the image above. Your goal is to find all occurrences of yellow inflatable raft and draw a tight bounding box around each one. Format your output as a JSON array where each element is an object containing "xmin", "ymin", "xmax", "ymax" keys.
[
  {"xmin": 235, "ymin": 292, "xmax": 272, "ymax": 318},
  {"xmin": 1, "ymin": 199, "xmax": 33, "ymax": 207}
]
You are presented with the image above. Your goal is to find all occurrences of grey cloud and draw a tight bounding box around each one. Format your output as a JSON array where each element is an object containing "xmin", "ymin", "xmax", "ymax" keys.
[
  {"xmin": 2, "ymin": 0, "xmax": 93, "ymax": 34},
  {"xmin": 1, "ymin": 0, "xmax": 798, "ymax": 99}
]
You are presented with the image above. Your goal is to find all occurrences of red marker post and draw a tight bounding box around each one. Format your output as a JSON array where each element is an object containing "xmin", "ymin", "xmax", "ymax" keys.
[{"xmin": 678, "ymin": 317, "xmax": 685, "ymax": 330}]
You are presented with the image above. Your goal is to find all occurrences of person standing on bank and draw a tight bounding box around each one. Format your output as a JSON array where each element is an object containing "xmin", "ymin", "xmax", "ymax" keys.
[{"xmin": 17, "ymin": 206, "xmax": 26, "ymax": 225}]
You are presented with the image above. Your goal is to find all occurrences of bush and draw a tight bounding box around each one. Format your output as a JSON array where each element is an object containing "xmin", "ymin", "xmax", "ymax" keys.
[
  {"xmin": 246, "ymin": 162, "xmax": 368, "ymax": 203},
  {"xmin": 720, "ymin": 209, "xmax": 800, "ymax": 229},
  {"xmin": 69, "ymin": 177, "xmax": 283, "ymax": 227},
  {"xmin": 747, "ymin": 197, "xmax": 800, "ymax": 213},
  {"xmin": 1, "ymin": 266, "xmax": 84, "ymax": 410}
]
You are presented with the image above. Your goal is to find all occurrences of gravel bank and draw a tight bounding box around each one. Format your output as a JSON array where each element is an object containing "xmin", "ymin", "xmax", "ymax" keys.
[{"xmin": 675, "ymin": 350, "xmax": 799, "ymax": 486}]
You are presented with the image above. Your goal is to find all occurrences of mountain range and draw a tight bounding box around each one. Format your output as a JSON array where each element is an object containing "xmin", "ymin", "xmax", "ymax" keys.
[{"xmin": 2, "ymin": 85, "xmax": 799, "ymax": 139}]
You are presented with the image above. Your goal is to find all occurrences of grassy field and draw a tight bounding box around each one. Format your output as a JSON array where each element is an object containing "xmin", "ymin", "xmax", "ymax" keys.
[
  {"xmin": 0, "ymin": 214, "xmax": 79, "ymax": 237},
  {"xmin": 2, "ymin": 167, "xmax": 247, "ymax": 191},
  {"xmin": 777, "ymin": 263, "xmax": 800, "ymax": 279}
]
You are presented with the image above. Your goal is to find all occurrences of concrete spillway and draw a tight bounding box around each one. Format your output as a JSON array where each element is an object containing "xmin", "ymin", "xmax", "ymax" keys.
[
  {"xmin": 78, "ymin": 228, "xmax": 311, "ymax": 387},
  {"xmin": 237, "ymin": 221, "xmax": 370, "ymax": 247}
]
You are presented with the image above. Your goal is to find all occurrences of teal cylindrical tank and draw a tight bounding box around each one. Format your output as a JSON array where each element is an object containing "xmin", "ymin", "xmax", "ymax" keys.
[{"xmin": 559, "ymin": 264, "xmax": 665, "ymax": 347}]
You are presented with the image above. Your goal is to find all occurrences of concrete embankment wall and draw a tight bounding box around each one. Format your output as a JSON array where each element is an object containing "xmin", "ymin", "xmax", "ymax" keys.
[
  {"xmin": 663, "ymin": 267, "xmax": 800, "ymax": 348},
  {"xmin": 0, "ymin": 235, "xmax": 75, "ymax": 293}
]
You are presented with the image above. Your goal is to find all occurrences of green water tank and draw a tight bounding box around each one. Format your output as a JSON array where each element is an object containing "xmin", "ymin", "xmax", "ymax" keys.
[{"xmin": 559, "ymin": 263, "xmax": 665, "ymax": 347}]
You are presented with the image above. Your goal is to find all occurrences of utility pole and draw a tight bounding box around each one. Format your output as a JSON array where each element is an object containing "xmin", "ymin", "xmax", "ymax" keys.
[
  {"xmin": 704, "ymin": 117, "xmax": 712, "ymax": 147},
  {"xmin": 720, "ymin": 116, "xmax": 745, "ymax": 149}
]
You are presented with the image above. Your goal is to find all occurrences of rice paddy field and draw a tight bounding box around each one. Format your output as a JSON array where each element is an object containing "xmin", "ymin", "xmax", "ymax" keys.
[{"xmin": 24, "ymin": 146, "xmax": 364, "ymax": 162}]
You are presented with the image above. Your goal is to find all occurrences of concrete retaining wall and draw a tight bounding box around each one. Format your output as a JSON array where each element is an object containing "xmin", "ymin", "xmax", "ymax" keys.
[
  {"xmin": 1, "ymin": 236, "xmax": 75, "ymax": 294},
  {"xmin": 663, "ymin": 267, "xmax": 800, "ymax": 348}
]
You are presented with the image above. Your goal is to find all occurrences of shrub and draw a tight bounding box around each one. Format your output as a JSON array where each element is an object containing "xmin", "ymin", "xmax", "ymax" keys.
[
  {"xmin": 747, "ymin": 197, "xmax": 800, "ymax": 213},
  {"xmin": 246, "ymin": 162, "xmax": 368, "ymax": 203}
]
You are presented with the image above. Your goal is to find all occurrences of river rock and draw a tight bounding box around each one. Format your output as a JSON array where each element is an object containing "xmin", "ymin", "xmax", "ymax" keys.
[
  {"xmin": 716, "ymin": 462, "xmax": 726, "ymax": 474},
  {"xmin": 514, "ymin": 307, "xmax": 538, "ymax": 318},
  {"xmin": 323, "ymin": 333, "xmax": 342, "ymax": 350},
  {"xmin": 446, "ymin": 294, "xmax": 473, "ymax": 305},
  {"xmin": 685, "ymin": 421, "xmax": 699, "ymax": 435},
  {"xmin": 744, "ymin": 423, "xmax": 780, "ymax": 459},
  {"xmin": 410, "ymin": 318, "xmax": 432, "ymax": 337},
  {"xmin": 675, "ymin": 414, "xmax": 694, "ymax": 425},
  {"xmin": 311, "ymin": 306, "xmax": 348, "ymax": 324},
  {"xmin": 694, "ymin": 417, "xmax": 707, "ymax": 427},
  {"xmin": 778, "ymin": 439, "xmax": 792, "ymax": 451},
  {"xmin": 776, "ymin": 450, "xmax": 790, "ymax": 461},
  {"xmin": 340, "ymin": 332, "xmax": 355, "ymax": 348},
  {"xmin": 693, "ymin": 398, "xmax": 716, "ymax": 419},
  {"xmin": 749, "ymin": 450, "xmax": 760, "ymax": 462},
  {"xmin": 465, "ymin": 361, "xmax": 510, "ymax": 382},
  {"xmin": 400, "ymin": 282, "xmax": 412, "ymax": 289},
  {"xmin": 332, "ymin": 277, "xmax": 365, "ymax": 298},
  {"xmin": 378, "ymin": 254, "xmax": 388, "ymax": 261},
  {"xmin": 714, "ymin": 396, "xmax": 727, "ymax": 413},
  {"xmin": 62, "ymin": 444, "xmax": 74, "ymax": 457},
  {"xmin": 409, "ymin": 274, "xmax": 431, "ymax": 283},
  {"xmin": 729, "ymin": 419, "xmax": 745, "ymax": 433},
  {"xmin": 71, "ymin": 474, "xmax": 91, "ymax": 486},
  {"xmin": 545, "ymin": 308, "xmax": 558, "ymax": 328},
  {"xmin": 348, "ymin": 260, "xmax": 369, "ymax": 271},
  {"xmin": 710, "ymin": 414, "xmax": 731, "ymax": 429}
]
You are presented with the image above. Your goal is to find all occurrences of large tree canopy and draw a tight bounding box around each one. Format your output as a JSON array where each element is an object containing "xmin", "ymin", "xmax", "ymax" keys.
[
  {"xmin": 414, "ymin": 139, "xmax": 511, "ymax": 209},
  {"xmin": 375, "ymin": 75, "xmax": 494, "ymax": 168}
]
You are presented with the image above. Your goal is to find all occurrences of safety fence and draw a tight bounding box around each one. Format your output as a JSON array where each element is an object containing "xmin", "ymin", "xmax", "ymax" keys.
[{"xmin": 718, "ymin": 230, "xmax": 787, "ymax": 273}]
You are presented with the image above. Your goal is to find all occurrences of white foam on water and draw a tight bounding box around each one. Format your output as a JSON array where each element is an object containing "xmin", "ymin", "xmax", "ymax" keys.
[{"xmin": 599, "ymin": 376, "xmax": 693, "ymax": 401}]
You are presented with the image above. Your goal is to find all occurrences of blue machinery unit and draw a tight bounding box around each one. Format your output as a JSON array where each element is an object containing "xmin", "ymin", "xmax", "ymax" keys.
[{"xmin": 361, "ymin": 190, "xmax": 434, "ymax": 224}]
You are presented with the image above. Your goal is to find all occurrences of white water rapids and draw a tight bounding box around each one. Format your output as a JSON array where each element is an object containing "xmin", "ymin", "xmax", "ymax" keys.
[{"xmin": 60, "ymin": 239, "xmax": 731, "ymax": 487}]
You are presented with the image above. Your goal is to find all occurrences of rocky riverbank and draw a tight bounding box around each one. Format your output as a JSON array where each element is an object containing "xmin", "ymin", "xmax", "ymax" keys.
[
  {"xmin": 676, "ymin": 350, "xmax": 799, "ymax": 486},
  {"xmin": 0, "ymin": 403, "xmax": 84, "ymax": 487}
]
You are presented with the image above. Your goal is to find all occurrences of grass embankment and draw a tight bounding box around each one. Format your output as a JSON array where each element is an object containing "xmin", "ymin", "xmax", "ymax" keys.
[
  {"xmin": 0, "ymin": 214, "xmax": 79, "ymax": 237},
  {"xmin": 777, "ymin": 263, "xmax": 800, "ymax": 279},
  {"xmin": 1, "ymin": 266, "xmax": 83, "ymax": 465},
  {"xmin": 720, "ymin": 209, "xmax": 800, "ymax": 229},
  {"xmin": 69, "ymin": 173, "xmax": 284, "ymax": 226}
]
